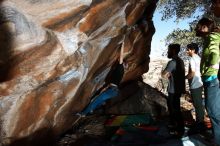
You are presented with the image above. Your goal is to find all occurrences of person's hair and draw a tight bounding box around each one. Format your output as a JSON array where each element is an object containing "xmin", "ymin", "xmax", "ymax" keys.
[
  {"xmin": 212, "ymin": 0, "xmax": 220, "ymax": 4},
  {"xmin": 187, "ymin": 43, "xmax": 199, "ymax": 53},
  {"xmin": 168, "ymin": 44, "xmax": 180, "ymax": 54},
  {"xmin": 196, "ymin": 17, "xmax": 215, "ymax": 33}
]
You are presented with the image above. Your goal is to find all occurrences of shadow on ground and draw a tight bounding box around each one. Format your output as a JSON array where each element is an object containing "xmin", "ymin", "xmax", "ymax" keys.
[{"xmin": 55, "ymin": 111, "xmax": 214, "ymax": 146}]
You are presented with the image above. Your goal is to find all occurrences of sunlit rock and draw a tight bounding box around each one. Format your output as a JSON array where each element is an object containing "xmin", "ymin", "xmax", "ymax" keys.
[{"xmin": 0, "ymin": 0, "xmax": 158, "ymax": 145}]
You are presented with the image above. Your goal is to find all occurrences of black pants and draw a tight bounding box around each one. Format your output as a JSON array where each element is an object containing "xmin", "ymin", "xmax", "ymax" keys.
[{"xmin": 167, "ymin": 92, "xmax": 184, "ymax": 133}]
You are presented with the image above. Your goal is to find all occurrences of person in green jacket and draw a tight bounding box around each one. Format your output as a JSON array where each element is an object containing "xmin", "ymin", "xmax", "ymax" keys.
[
  {"xmin": 211, "ymin": 0, "xmax": 220, "ymax": 81},
  {"xmin": 195, "ymin": 17, "xmax": 220, "ymax": 146}
]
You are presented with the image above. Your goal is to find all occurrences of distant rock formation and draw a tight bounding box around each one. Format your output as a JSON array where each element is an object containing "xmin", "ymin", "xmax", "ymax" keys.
[
  {"xmin": 143, "ymin": 58, "xmax": 169, "ymax": 94},
  {"xmin": 0, "ymin": 0, "xmax": 158, "ymax": 145}
]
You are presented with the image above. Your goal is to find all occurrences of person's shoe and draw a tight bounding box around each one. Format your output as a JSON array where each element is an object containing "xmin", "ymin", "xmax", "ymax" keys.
[
  {"xmin": 169, "ymin": 129, "xmax": 184, "ymax": 138},
  {"xmin": 187, "ymin": 122, "xmax": 206, "ymax": 135}
]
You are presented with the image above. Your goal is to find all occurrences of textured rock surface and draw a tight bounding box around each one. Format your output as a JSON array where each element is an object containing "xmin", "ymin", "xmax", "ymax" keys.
[
  {"xmin": 0, "ymin": 0, "xmax": 158, "ymax": 145},
  {"xmin": 105, "ymin": 81, "xmax": 168, "ymax": 117},
  {"xmin": 143, "ymin": 58, "xmax": 169, "ymax": 94}
]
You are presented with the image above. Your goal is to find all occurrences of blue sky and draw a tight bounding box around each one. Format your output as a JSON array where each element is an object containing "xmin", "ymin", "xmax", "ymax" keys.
[{"xmin": 150, "ymin": 10, "xmax": 192, "ymax": 58}]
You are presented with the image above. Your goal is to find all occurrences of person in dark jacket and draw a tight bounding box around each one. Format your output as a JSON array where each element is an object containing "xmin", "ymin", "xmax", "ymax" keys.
[
  {"xmin": 161, "ymin": 44, "xmax": 186, "ymax": 137},
  {"xmin": 80, "ymin": 56, "xmax": 125, "ymax": 115}
]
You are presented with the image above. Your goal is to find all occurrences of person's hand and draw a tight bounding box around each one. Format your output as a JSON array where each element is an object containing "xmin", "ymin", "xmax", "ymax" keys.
[
  {"xmin": 161, "ymin": 70, "xmax": 171, "ymax": 79},
  {"xmin": 210, "ymin": 64, "xmax": 219, "ymax": 69}
]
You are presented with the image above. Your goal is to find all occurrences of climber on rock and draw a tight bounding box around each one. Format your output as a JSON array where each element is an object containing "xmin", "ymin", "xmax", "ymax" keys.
[{"xmin": 79, "ymin": 39, "xmax": 126, "ymax": 116}]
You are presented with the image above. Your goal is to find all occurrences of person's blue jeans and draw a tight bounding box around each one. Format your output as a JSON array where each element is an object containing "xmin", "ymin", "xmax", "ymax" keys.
[
  {"xmin": 203, "ymin": 78, "xmax": 220, "ymax": 146},
  {"xmin": 81, "ymin": 86, "xmax": 118, "ymax": 115}
]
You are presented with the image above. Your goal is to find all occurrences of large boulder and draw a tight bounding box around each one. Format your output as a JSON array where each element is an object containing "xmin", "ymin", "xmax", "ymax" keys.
[
  {"xmin": 105, "ymin": 81, "xmax": 168, "ymax": 117},
  {"xmin": 0, "ymin": 0, "xmax": 158, "ymax": 145}
]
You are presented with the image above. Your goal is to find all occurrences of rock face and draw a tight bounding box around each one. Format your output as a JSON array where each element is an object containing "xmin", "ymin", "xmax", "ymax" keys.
[{"xmin": 0, "ymin": 0, "xmax": 158, "ymax": 145}]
